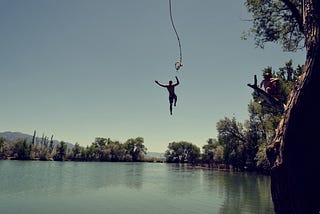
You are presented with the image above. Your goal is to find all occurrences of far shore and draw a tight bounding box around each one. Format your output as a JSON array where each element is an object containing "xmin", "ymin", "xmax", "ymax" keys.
[{"xmin": 1, "ymin": 157, "xmax": 269, "ymax": 175}]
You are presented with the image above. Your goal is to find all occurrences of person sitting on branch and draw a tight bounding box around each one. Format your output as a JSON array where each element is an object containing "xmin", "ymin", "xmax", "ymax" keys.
[
  {"xmin": 260, "ymin": 69, "xmax": 281, "ymax": 100},
  {"xmin": 247, "ymin": 69, "xmax": 285, "ymax": 112}
]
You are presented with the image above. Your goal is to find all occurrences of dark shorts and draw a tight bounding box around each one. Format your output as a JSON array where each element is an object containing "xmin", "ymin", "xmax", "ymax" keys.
[{"xmin": 169, "ymin": 94, "xmax": 177, "ymax": 103}]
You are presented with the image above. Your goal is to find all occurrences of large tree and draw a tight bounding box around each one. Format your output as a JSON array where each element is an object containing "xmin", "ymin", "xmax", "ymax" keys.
[
  {"xmin": 216, "ymin": 117, "xmax": 247, "ymax": 170},
  {"xmin": 245, "ymin": 0, "xmax": 320, "ymax": 213},
  {"xmin": 165, "ymin": 141, "xmax": 200, "ymax": 164},
  {"xmin": 124, "ymin": 137, "xmax": 147, "ymax": 161},
  {"xmin": 247, "ymin": 62, "xmax": 302, "ymax": 172}
]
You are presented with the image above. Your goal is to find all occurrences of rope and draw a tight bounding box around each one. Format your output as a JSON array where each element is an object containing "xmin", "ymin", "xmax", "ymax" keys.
[{"xmin": 169, "ymin": 0, "xmax": 183, "ymax": 71}]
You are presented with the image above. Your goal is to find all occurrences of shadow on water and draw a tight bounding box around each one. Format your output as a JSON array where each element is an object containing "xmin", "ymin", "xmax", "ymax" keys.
[
  {"xmin": 204, "ymin": 170, "xmax": 274, "ymax": 214},
  {"xmin": 163, "ymin": 164, "xmax": 274, "ymax": 214}
]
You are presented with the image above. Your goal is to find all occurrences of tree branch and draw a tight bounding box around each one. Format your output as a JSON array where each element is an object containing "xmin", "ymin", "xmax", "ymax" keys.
[{"xmin": 281, "ymin": 0, "xmax": 304, "ymax": 33}]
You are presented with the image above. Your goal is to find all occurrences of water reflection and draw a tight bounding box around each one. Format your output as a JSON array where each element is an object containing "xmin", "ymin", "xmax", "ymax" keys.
[
  {"xmin": 0, "ymin": 161, "xmax": 274, "ymax": 214},
  {"xmin": 162, "ymin": 164, "xmax": 274, "ymax": 214},
  {"xmin": 0, "ymin": 161, "xmax": 145, "ymax": 197},
  {"xmin": 213, "ymin": 172, "xmax": 274, "ymax": 214},
  {"xmin": 164, "ymin": 164, "xmax": 201, "ymax": 195}
]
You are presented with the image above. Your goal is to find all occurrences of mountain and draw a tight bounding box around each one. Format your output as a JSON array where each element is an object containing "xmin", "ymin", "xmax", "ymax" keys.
[{"xmin": 0, "ymin": 131, "xmax": 73, "ymax": 148}]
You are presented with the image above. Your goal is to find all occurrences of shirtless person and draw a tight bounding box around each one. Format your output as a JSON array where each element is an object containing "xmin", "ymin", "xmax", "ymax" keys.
[
  {"xmin": 260, "ymin": 71, "xmax": 280, "ymax": 98},
  {"xmin": 155, "ymin": 76, "xmax": 180, "ymax": 115}
]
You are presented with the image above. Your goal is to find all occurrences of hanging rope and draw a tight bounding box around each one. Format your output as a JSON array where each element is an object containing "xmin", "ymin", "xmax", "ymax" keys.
[{"xmin": 169, "ymin": 0, "xmax": 183, "ymax": 71}]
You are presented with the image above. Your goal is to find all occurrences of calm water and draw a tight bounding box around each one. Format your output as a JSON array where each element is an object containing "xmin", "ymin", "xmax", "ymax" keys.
[{"xmin": 0, "ymin": 161, "xmax": 274, "ymax": 214}]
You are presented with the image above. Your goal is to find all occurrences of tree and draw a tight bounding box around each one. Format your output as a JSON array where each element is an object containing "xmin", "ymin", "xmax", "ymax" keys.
[
  {"xmin": 38, "ymin": 145, "xmax": 49, "ymax": 160},
  {"xmin": 12, "ymin": 139, "xmax": 32, "ymax": 160},
  {"xmin": 246, "ymin": 100, "xmax": 276, "ymax": 172},
  {"xmin": 202, "ymin": 138, "xmax": 224, "ymax": 167},
  {"xmin": 245, "ymin": 1, "xmax": 320, "ymax": 213},
  {"xmin": 216, "ymin": 117, "xmax": 247, "ymax": 170},
  {"xmin": 71, "ymin": 142, "xmax": 82, "ymax": 161},
  {"xmin": 165, "ymin": 141, "xmax": 200, "ymax": 164},
  {"xmin": 187, "ymin": 144, "xmax": 201, "ymax": 165},
  {"xmin": 202, "ymin": 138, "xmax": 215, "ymax": 167},
  {"xmin": 0, "ymin": 137, "xmax": 6, "ymax": 158},
  {"xmin": 92, "ymin": 137, "xmax": 110, "ymax": 161},
  {"xmin": 247, "ymin": 62, "xmax": 302, "ymax": 172},
  {"xmin": 32, "ymin": 130, "xmax": 36, "ymax": 145},
  {"xmin": 49, "ymin": 135, "xmax": 54, "ymax": 155},
  {"xmin": 124, "ymin": 137, "xmax": 147, "ymax": 161},
  {"xmin": 107, "ymin": 140, "xmax": 125, "ymax": 161},
  {"xmin": 54, "ymin": 141, "xmax": 67, "ymax": 161}
]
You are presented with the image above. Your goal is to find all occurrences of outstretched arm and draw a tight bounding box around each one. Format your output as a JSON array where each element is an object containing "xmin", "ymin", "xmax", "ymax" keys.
[
  {"xmin": 174, "ymin": 76, "xmax": 180, "ymax": 86},
  {"xmin": 155, "ymin": 80, "xmax": 166, "ymax": 87}
]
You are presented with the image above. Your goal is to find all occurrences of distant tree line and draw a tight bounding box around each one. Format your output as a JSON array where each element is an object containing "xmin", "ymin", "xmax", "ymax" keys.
[
  {"xmin": 0, "ymin": 132, "xmax": 147, "ymax": 162},
  {"xmin": 71, "ymin": 137, "xmax": 147, "ymax": 162}
]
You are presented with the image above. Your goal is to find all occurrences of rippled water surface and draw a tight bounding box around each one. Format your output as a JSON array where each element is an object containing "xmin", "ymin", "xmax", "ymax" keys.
[{"xmin": 0, "ymin": 161, "xmax": 274, "ymax": 214}]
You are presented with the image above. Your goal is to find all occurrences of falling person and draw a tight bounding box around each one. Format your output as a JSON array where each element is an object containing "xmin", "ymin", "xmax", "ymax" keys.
[{"xmin": 155, "ymin": 76, "xmax": 180, "ymax": 115}]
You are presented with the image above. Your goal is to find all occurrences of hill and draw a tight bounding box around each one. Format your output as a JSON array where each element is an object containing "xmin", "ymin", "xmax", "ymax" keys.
[{"xmin": 0, "ymin": 131, "xmax": 73, "ymax": 148}]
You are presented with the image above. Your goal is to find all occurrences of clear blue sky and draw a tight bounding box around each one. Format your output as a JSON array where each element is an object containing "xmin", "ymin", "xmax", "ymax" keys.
[{"xmin": 0, "ymin": 0, "xmax": 305, "ymax": 152}]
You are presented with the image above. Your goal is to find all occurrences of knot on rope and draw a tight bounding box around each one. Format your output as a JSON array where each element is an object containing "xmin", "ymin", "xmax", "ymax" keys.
[{"xmin": 175, "ymin": 61, "xmax": 183, "ymax": 71}]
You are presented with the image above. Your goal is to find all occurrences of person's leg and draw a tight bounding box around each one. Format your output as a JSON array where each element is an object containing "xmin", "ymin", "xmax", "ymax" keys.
[
  {"xmin": 169, "ymin": 96, "xmax": 173, "ymax": 115},
  {"xmin": 174, "ymin": 95, "xmax": 177, "ymax": 107}
]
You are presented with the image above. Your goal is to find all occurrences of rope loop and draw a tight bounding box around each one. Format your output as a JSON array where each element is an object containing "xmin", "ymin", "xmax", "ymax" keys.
[{"xmin": 175, "ymin": 61, "xmax": 183, "ymax": 71}]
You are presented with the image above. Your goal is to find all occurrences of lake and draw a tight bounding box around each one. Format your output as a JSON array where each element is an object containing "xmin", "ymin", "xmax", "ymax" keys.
[{"xmin": 0, "ymin": 161, "xmax": 274, "ymax": 214}]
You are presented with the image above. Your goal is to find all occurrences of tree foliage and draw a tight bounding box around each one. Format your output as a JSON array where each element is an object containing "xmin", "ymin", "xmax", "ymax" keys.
[
  {"xmin": 124, "ymin": 137, "xmax": 147, "ymax": 162},
  {"xmin": 244, "ymin": 0, "xmax": 304, "ymax": 51},
  {"xmin": 201, "ymin": 61, "xmax": 302, "ymax": 172},
  {"xmin": 54, "ymin": 141, "xmax": 67, "ymax": 161},
  {"xmin": 0, "ymin": 136, "xmax": 147, "ymax": 162},
  {"xmin": 217, "ymin": 117, "xmax": 247, "ymax": 169},
  {"xmin": 202, "ymin": 138, "xmax": 224, "ymax": 167},
  {"xmin": 165, "ymin": 141, "xmax": 200, "ymax": 164}
]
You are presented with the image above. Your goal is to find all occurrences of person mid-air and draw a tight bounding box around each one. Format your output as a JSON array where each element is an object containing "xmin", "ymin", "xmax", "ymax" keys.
[{"xmin": 155, "ymin": 76, "xmax": 180, "ymax": 115}]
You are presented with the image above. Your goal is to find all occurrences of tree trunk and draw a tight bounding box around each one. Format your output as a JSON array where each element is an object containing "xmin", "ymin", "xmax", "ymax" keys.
[{"xmin": 267, "ymin": 1, "xmax": 320, "ymax": 213}]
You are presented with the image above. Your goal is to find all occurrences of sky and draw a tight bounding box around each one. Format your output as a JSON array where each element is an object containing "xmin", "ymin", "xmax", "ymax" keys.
[{"xmin": 0, "ymin": 0, "xmax": 306, "ymax": 153}]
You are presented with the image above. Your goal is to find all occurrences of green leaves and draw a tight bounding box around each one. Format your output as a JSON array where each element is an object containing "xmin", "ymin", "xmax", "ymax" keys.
[
  {"xmin": 244, "ymin": 0, "xmax": 304, "ymax": 51},
  {"xmin": 165, "ymin": 141, "xmax": 200, "ymax": 164},
  {"xmin": 82, "ymin": 137, "xmax": 147, "ymax": 162}
]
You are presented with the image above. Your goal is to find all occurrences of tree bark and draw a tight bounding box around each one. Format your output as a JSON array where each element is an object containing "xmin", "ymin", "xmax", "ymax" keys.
[{"xmin": 267, "ymin": 0, "xmax": 320, "ymax": 213}]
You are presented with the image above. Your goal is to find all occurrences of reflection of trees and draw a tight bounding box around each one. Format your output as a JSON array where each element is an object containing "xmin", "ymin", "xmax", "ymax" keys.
[
  {"xmin": 1, "ymin": 161, "xmax": 274, "ymax": 213},
  {"xmin": 161, "ymin": 163, "xmax": 273, "ymax": 214},
  {"xmin": 122, "ymin": 163, "xmax": 144, "ymax": 189},
  {"xmin": 216, "ymin": 172, "xmax": 274, "ymax": 214},
  {"xmin": 65, "ymin": 162, "xmax": 145, "ymax": 191},
  {"xmin": 164, "ymin": 164, "xmax": 200, "ymax": 196},
  {"xmin": 0, "ymin": 161, "xmax": 145, "ymax": 197}
]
